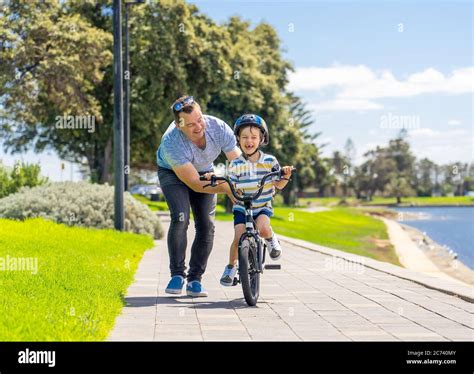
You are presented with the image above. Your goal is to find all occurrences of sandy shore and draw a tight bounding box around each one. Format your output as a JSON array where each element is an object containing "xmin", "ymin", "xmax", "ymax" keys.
[
  {"xmin": 400, "ymin": 223, "xmax": 474, "ymax": 286},
  {"xmin": 380, "ymin": 217, "xmax": 474, "ymax": 287}
]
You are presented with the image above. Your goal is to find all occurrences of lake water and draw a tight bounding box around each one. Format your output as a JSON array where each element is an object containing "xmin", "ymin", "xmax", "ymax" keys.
[{"xmin": 394, "ymin": 207, "xmax": 474, "ymax": 270}]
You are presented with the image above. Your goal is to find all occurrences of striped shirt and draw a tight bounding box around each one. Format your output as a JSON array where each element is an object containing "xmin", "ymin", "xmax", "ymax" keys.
[{"xmin": 228, "ymin": 152, "xmax": 280, "ymax": 215}]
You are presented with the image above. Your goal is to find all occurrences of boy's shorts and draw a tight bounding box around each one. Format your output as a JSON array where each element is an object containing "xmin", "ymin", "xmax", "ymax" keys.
[{"xmin": 233, "ymin": 209, "xmax": 273, "ymax": 226}]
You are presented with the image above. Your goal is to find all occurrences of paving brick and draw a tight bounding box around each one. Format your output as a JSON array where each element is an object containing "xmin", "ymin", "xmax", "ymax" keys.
[{"xmin": 108, "ymin": 219, "xmax": 474, "ymax": 342}]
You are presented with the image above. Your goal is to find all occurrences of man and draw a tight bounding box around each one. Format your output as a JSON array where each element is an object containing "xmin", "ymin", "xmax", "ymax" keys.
[{"xmin": 156, "ymin": 95, "xmax": 240, "ymax": 297}]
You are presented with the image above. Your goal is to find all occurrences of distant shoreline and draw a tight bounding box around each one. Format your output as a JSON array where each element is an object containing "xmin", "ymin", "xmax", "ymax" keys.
[
  {"xmin": 365, "ymin": 207, "xmax": 474, "ymax": 286},
  {"xmin": 399, "ymin": 222, "xmax": 474, "ymax": 286}
]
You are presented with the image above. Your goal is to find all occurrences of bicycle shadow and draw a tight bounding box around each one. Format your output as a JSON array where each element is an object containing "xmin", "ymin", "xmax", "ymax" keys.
[{"xmin": 123, "ymin": 296, "xmax": 256, "ymax": 310}]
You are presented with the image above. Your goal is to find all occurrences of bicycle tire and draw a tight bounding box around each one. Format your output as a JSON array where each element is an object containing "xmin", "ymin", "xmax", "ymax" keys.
[{"xmin": 239, "ymin": 235, "xmax": 260, "ymax": 306}]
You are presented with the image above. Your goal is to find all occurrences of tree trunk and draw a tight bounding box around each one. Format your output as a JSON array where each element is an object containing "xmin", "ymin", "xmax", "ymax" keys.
[
  {"xmin": 86, "ymin": 137, "xmax": 113, "ymax": 184},
  {"xmin": 397, "ymin": 195, "xmax": 402, "ymax": 204},
  {"xmin": 100, "ymin": 137, "xmax": 113, "ymax": 184}
]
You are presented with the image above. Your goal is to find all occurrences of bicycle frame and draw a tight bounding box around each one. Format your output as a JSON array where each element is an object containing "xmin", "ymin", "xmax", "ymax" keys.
[
  {"xmin": 200, "ymin": 166, "xmax": 295, "ymax": 305},
  {"xmin": 239, "ymin": 202, "xmax": 266, "ymax": 273},
  {"xmin": 201, "ymin": 167, "xmax": 291, "ymax": 272}
]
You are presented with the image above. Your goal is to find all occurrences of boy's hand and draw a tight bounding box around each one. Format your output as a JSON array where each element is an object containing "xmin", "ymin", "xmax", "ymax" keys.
[{"xmin": 281, "ymin": 166, "xmax": 293, "ymax": 178}]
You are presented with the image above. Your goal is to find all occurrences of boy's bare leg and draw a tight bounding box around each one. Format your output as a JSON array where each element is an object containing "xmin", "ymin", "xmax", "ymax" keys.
[
  {"xmin": 255, "ymin": 214, "xmax": 273, "ymax": 239},
  {"xmin": 229, "ymin": 224, "xmax": 246, "ymax": 266},
  {"xmin": 256, "ymin": 214, "xmax": 282, "ymax": 260}
]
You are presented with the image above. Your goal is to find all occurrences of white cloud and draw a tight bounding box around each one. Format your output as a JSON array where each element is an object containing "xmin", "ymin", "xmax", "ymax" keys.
[
  {"xmin": 288, "ymin": 65, "xmax": 473, "ymax": 112},
  {"xmin": 407, "ymin": 128, "xmax": 473, "ymax": 163},
  {"xmin": 288, "ymin": 65, "xmax": 376, "ymax": 91},
  {"xmin": 409, "ymin": 128, "xmax": 468, "ymax": 139},
  {"xmin": 289, "ymin": 65, "xmax": 473, "ymax": 99},
  {"xmin": 310, "ymin": 99, "xmax": 383, "ymax": 112},
  {"xmin": 447, "ymin": 119, "xmax": 461, "ymax": 126},
  {"xmin": 341, "ymin": 67, "xmax": 473, "ymax": 99}
]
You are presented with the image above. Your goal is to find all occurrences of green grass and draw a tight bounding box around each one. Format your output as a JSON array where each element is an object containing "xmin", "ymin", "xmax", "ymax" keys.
[
  {"xmin": 132, "ymin": 194, "xmax": 169, "ymax": 211},
  {"xmin": 215, "ymin": 206, "xmax": 401, "ymax": 266},
  {"xmin": 0, "ymin": 218, "xmax": 154, "ymax": 341},
  {"xmin": 299, "ymin": 197, "xmax": 343, "ymax": 206}
]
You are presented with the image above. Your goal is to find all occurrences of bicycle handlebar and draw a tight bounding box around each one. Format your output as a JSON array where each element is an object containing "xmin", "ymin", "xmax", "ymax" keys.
[{"xmin": 199, "ymin": 167, "xmax": 296, "ymax": 202}]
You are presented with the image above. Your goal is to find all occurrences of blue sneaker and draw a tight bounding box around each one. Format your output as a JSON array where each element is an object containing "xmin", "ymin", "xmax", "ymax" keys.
[
  {"xmin": 165, "ymin": 275, "xmax": 185, "ymax": 295},
  {"xmin": 186, "ymin": 281, "xmax": 208, "ymax": 297},
  {"xmin": 220, "ymin": 265, "xmax": 238, "ymax": 287}
]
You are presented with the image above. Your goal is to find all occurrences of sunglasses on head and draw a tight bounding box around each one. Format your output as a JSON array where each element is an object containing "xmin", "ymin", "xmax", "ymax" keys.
[{"xmin": 172, "ymin": 96, "xmax": 195, "ymax": 112}]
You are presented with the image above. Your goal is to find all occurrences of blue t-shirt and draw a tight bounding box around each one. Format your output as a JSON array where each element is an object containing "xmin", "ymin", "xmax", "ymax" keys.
[{"xmin": 156, "ymin": 115, "xmax": 236, "ymax": 172}]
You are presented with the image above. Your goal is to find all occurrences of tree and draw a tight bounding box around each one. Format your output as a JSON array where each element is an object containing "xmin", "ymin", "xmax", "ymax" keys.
[
  {"xmin": 350, "ymin": 133, "xmax": 416, "ymax": 202},
  {"xmin": 462, "ymin": 163, "xmax": 474, "ymax": 194},
  {"xmin": 415, "ymin": 158, "xmax": 436, "ymax": 196},
  {"xmin": 441, "ymin": 162, "xmax": 469, "ymax": 196},
  {"xmin": 351, "ymin": 148, "xmax": 396, "ymax": 200},
  {"xmin": 1, "ymin": 1, "xmax": 113, "ymax": 183},
  {"xmin": 1, "ymin": 0, "xmax": 322, "ymax": 197},
  {"xmin": 385, "ymin": 174, "xmax": 415, "ymax": 204},
  {"xmin": 384, "ymin": 135, "xmax": 416, "ymax": 203}
]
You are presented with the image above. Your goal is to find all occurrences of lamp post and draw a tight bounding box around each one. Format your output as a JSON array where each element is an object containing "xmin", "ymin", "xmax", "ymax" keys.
[
  {"xmin": 113, "ymin": 0, "xmax": 124, "ymax": 230},
  {"xmin": 123, "ymin": 0, "xmax": 144, "ymax": 191}
]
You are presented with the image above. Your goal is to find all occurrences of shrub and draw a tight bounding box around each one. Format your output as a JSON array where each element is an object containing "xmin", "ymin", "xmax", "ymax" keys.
[
  {"xmin": 0, "ymin": 182, "xmax": 163, "ymax": 239},
  {"xmin": 0, "ymin": 162, "xmax": 48, "ymax": 198}
]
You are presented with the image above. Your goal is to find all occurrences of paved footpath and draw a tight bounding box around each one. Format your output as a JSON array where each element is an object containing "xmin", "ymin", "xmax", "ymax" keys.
[{"xmin": 108, "ymin": 216, "xmax": 473, "ymax": 341}]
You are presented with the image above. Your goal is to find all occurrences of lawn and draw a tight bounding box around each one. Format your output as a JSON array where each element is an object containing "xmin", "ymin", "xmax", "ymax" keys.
[
  {"xmin": 132, "ymin": 194, "xmax": 169, "ymax": 211},
  {"xmin": 298, "ymin": 197, "xmax": 342, "ymax": 207},
  {"xmin": 215, "ymin": 206, "xmax": 401, "ymax": 266},
  {"xmin": 0, "ymin": 218, "xmax": 154, "ymax": 341}
]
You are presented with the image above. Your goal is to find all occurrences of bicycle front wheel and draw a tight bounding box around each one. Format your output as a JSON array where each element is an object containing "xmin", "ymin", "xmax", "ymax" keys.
[{"xmin": 239, "ymin": 236, "xmax": 260, "ymax": 306}]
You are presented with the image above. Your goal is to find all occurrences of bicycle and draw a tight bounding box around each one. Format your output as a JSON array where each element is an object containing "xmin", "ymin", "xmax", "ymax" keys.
[{"xmin": 200, "ymin": 166, "xmax": 296, "ymax": 306}]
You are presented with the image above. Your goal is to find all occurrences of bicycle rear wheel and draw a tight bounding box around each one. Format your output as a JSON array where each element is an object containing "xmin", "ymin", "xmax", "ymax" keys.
[{"xmin": 239, "ymin": 236, "xmax": 260, "ymax": 306}]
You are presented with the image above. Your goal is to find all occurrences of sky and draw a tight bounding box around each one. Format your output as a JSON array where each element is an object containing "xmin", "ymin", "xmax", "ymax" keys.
[{"xmin": 1, "ymin": 0, "xmax": 472, "ymax": 180}]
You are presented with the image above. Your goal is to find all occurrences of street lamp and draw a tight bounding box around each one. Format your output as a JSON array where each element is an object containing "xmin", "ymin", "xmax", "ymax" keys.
[
  {"xmin": 123, "ymin": 0, "xmax": 144, "ymax": 191},
  {"xmin": 113, "ymin": 0, "xmax": 124, "ymax": 230}
]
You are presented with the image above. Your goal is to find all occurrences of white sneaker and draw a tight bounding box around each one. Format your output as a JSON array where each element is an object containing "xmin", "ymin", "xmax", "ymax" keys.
[
  {"xmin": 266, "ymin": 234, "xmax": 282, "ymax": 260},
  {"xmin": 220, "ymin": 265, "xmax": 238, "ymax": 286}
]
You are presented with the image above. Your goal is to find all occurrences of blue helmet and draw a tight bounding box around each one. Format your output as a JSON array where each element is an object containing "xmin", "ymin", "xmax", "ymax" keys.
[{"xmin": 233, "ymin": 114, "xmax": 269, "ymax": 145}]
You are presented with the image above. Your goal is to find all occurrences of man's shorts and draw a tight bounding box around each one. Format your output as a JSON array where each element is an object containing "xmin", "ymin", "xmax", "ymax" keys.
[{"xmin": 233, "ymin": 209, "xmax": 273, "ymax": 226}]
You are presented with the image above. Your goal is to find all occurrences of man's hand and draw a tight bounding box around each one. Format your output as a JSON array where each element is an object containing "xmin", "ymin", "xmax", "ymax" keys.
[
  {"xmin": 173, "ymin": 163, "xmax": 228, "ymax": 194},
  {"xmin": 202, "ymin": 172, "xmax": 215, "ymax": 181},
  {"xmin": 202, "ymin": 172, "xmax": 236, "ymax": 203}
]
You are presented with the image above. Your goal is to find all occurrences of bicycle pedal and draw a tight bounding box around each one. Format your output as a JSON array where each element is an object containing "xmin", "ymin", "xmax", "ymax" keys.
[
  {"xmin": 264, "ymin": 264, "xmax": 281, "ymax": 270},
  {"xmin": 232, "ymin": 277, "xmax": 239, "ymax": 286}
]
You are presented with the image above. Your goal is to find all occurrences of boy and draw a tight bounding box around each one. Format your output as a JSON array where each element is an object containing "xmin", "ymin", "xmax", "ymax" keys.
[{"xmin": 214, "ymin": 114, "xmax": 293, "ymax": 286}]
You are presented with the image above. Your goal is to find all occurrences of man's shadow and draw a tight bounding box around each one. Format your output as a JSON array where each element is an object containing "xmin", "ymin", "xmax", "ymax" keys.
[{"xmin": 123, "ymin": 296, "xmax": 255, "ymax": 310}]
